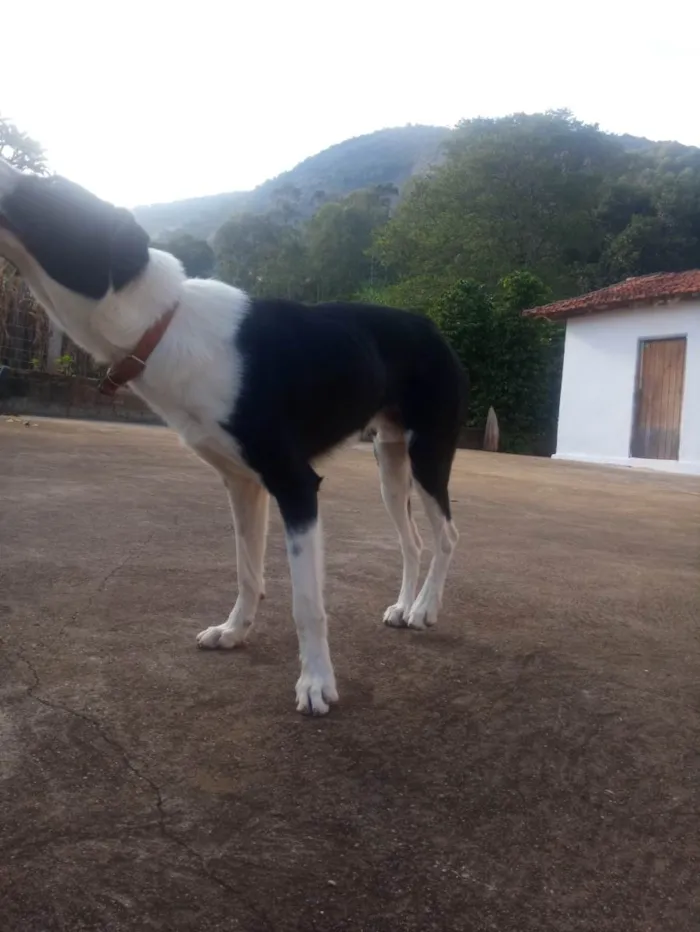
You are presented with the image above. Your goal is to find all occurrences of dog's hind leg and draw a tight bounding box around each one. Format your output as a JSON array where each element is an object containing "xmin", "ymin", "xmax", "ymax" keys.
[
  {"xmin": 373, "ymin": 424, "xmax": 423, "ymax": 628},
  {"xmin": 405, "ymin": 431, "xmax": 459, "ymax": 630},
  {"xmin": 197, "ymin": 473, "xmax": 269, "ymax": 649}
]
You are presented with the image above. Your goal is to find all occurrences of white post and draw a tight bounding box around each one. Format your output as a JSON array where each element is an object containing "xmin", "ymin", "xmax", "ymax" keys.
[{"xmin": 483, "ymin": 407, "xmax": 500, "ymax": 453}]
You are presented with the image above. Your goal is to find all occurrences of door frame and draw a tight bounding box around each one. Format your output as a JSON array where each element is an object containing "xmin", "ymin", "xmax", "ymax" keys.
[{"xmin": 629, "ymin": 333, "xmax": 688, "ymax": 460}]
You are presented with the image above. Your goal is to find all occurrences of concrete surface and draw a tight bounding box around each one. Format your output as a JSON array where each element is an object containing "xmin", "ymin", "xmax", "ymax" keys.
[{"xmin": 1, "ymin": 418, "xmax": 699, "ymax": 932}]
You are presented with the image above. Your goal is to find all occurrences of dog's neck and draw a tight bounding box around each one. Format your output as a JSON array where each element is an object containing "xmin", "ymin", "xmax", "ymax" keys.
[{"xmin": 14, "ymin": 247, "xmax": 186, "ymax": 365}]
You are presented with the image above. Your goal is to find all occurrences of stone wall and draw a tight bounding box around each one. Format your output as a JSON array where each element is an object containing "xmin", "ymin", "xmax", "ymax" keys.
[
  {"xmin": 0, "ymin": 368, "xmax": 488, "ymax": 449},
  {"xmin": 0, "ymin": 368, "xmax": 161, "ymax": 424}
]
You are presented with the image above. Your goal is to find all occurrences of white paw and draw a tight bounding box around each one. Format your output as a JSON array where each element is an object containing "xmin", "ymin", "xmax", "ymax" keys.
[
  {"xmin": 407, "ymin": 598, "xmax": 439, "ymax": 630},
  {"xmin": 295, "ymin": 669, "xmax": 339, "ymax": 716},
  {"xmin": 383, "ymin": 603, "xmax": 410, "ymax": 627},
  {"xmin": 196, "ymin": 624, "xmax": 247, "ymax": 650}
]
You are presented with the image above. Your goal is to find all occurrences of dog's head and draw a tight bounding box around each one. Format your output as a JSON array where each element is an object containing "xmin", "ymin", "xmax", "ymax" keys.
[{"xmin": 0, "ymin": 158, "xmax": 150, "ymax": 300}]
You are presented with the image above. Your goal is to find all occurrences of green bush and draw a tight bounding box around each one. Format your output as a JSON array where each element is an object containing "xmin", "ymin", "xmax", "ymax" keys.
[{"xmin": 429, "ymin": 272, "xmax": 564, "ymax": 454}]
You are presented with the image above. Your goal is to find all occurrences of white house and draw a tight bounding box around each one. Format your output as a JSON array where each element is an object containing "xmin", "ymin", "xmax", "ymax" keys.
[{"xmin": 525, "ymin": 271, "xmax": 700, "ymax": 476}]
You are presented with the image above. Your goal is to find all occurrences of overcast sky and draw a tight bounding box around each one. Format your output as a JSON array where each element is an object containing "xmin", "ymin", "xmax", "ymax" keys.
[{"xmin": 2, "ymin": 0, "xmax": 698, "ymax": 208}]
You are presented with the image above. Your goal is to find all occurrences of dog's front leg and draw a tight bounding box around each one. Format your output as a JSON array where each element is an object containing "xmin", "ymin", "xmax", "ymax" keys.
[
  {"xmin": 274, "ymin": 465, "xmax": 338, "ymax": 716},
  {"xmin": 285, "ymin": 518, "xmax": 338, "ymax": 715}
]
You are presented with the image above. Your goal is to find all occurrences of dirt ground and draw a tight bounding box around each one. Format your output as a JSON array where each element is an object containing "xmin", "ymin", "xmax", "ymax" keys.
[{"xmin": 1, "ymin": 417, "xmax": 699, "ymax": 932}]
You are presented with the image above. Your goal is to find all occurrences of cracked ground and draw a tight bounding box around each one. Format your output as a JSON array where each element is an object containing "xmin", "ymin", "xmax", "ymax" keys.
[{"xmin": 1, "ymin": 417, "xmax": 700, "ymax": 932}]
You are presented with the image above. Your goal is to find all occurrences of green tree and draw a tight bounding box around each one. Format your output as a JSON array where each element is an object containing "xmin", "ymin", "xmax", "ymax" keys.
[
  {"xmin": 374, "ymin": 110, "xmax": 622, "ymax": 300},
  {"xmin": 214, "ymin": 212, "xmax": 309, "ymax": 299},
  {"xmin": 602, "ymin": 215, "xmax": 686, "ymax": 280},
  {"xmin": 272, "ymin": 184, "xmax": 302, "ymax": 224},
  {"xmin": 594, "ymin": 170, "xmax": 700, "ymax": 282},
  {"xmin": 0, "ymin": 115, "xmax": 47, "ymax": 174},
  {"xmin": 305, "ymin": 185, "xmax": 395, "ymax": 300},
  {"xmin": 153, "ymin": 232, "xmax": 215, "ymax": 278},
  {"xmin": 492, "ymin": 272, "xmax": 564, "ymax": 452},
  {"xmin": 430, "ymin": 272, "xmax": 563, "ymax": 452}
]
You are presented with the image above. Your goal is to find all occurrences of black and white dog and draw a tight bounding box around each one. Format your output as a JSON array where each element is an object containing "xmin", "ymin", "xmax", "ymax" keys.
[{"xmin": 0, "ymin": 159, "xmax": 467, "ymax": 715}]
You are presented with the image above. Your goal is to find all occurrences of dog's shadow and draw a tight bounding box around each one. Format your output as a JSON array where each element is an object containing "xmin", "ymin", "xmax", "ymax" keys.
[{"xmin": 378, "ymin": 626, "xmax": 464, "ymax": 652}]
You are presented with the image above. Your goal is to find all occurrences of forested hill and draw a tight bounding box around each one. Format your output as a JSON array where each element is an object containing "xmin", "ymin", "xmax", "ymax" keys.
[{"xmin": 133, "ymin": 125, "xmax": 448, "ymax": 239}]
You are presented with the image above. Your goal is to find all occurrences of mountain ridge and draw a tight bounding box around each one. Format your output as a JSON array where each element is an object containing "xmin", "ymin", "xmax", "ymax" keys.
[
  {"xmin": 132, "ymin": 122, "xmax": 700, "ymax": 244},
  {"xmin": 133, "ymin": 125, "xmax": 449, "ymax": 239}
]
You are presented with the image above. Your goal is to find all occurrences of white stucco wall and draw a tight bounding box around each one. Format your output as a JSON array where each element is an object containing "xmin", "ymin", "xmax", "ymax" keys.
[{"xmin": 554, "ymin": 300, "xmax": 700, "ymax": 475}]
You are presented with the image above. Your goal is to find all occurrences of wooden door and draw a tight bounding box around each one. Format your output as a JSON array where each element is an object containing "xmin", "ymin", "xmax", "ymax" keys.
[{"xmin": 630, "ymin": 337, "xmax": 687, "ymax": 460}]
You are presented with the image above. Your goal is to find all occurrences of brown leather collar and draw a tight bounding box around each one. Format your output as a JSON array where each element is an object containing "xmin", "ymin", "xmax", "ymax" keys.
[{"xmin": 99, "ymin": 303, "xmax": 179, "ymax": 396}]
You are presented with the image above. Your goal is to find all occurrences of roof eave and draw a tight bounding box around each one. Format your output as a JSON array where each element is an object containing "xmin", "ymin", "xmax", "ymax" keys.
[{"xmin": 524, "ymin": 291, "xmax": 700, "ymax": 321}]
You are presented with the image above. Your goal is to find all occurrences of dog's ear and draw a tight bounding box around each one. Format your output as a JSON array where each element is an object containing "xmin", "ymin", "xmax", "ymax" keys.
[{"xmin": 109, "ymin": 208, "xmax": 150, "ymax": 292}]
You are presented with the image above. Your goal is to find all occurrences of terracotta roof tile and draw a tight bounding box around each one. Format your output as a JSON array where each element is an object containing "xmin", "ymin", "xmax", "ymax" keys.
[{"xmin": 524, "ymin": 270, "xmax": 700, "ymax": 320}]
